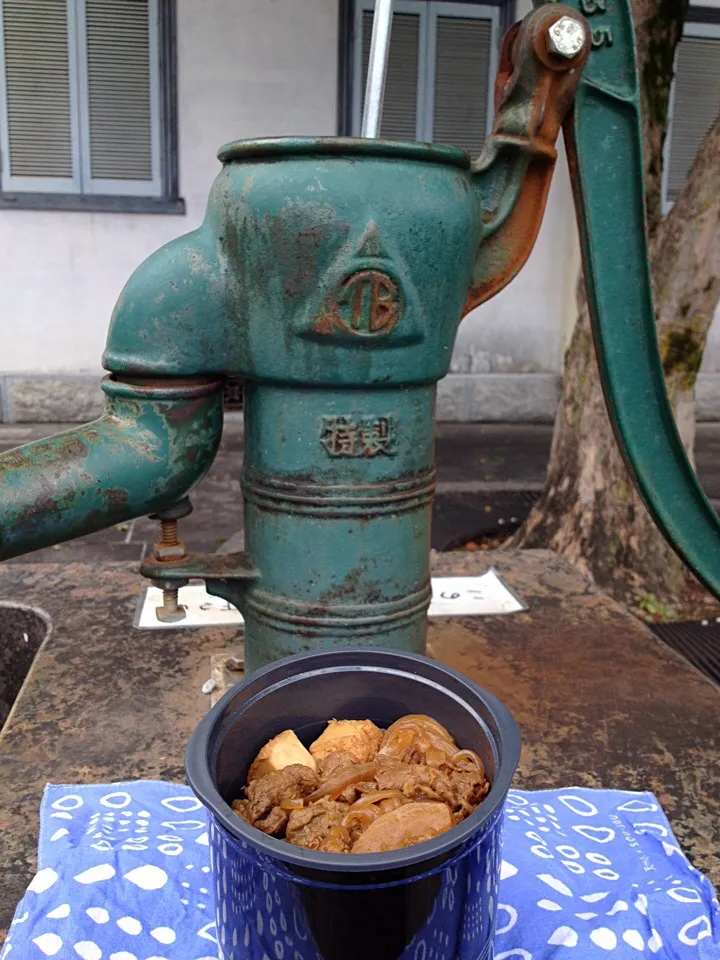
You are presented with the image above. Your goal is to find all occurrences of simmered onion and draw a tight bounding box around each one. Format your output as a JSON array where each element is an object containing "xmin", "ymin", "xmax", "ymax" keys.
[
  {"xmin": 351, "ymin": 801, "xmax": 453, "ymax": 854},
  {"xmin": 425, "ymin": 747, "xmax": 449, "ymax": 767},
  {"xmin": 305, "ymin": 762, "xmax": 378, "ymax": 803},
  {"xmin": 379, "ymin": 716, "xmax": 458, "ymax": 765},
  {"xmin": 350, "ymin": 790, "xmax": 406, "ymax": 810},
  {"xmin": 342, "ymin": 807, "xmax": 380, "ymax": 831},
  {"xmin": 452, "ymin": 749, "xmax": 485, "ymax": 777}
]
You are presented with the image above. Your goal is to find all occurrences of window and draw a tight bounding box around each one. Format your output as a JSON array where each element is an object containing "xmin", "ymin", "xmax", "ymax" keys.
[
  {"xmin": 351, "ymin": 1, "xmax": 499, "ymax": 156},
  {"xmin": 0, "ymin": 0, "xmax": 180, "ymax": 210},
  {"xmin": 662, "ymin": 20, "xmax": 720, "ymax": 211}
]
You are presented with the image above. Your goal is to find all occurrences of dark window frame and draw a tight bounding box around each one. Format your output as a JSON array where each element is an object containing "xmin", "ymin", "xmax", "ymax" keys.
[
  {"xmin": 0, "ymin": 0, "xmax": 184, "ymax": 215},
  {"xmin": 661, "ymin": 9, "xmax": 720, "ymax": 211},
  {"xmin": 337, "ymin": 0, "xmax": 515, "ymax": 136},
  {"xmin": 687, "ymin": 5, "xmax": 720, "ymax": 25}
]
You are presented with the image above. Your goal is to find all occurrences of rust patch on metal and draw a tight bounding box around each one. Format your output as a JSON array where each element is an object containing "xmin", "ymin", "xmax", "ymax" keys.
[
  {"xmin": 465, "ymin": 5, "xmax": 589, "ymax": 313},
  {"xmin": 102, "ymin": 488, "xmax": 129, "ymax": 509},
  {"xmin": 108, "ymin": 376, "xmax": 224, "ymax": 399},
  {"xmin": 267, "ymin": 207, "xmax": 350, "ymax": 303},
  {"xmin": 140, "ymin": 551, "xmax": 257, "ymax": 583},
  {"xmin": 53, "ymin": 437, "xmax": 89, "ymax": 459},
  {"xmin": 318, "ymin": 567, "xmax": 363, "ymax": 606},
  {"xmin": 166, "ymin": 397, "xmax": 206, "ymax": 426}
]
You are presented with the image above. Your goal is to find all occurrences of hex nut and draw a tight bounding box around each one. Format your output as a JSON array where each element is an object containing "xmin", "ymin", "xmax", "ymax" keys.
[
  {"xmin": 152, "ymin": 541, "xmax": 187, "ymax": 561},
  {"xmin": 547, "ymin": 16, "xmax": 585, "ymax": 59},
  {"xmin": 156, "ymin": 606, "xmax": 187, "ymax": 624}
]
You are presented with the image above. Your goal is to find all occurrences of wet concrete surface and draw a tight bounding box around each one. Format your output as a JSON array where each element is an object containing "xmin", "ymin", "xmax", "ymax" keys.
[
  {"xmin": 0, "ymin": 551, "xmax": 718, "ymax": 936},
  {"xmin": 430, "ymin": 552, "xmax": 720, "ymax": 888},
  {"xmin": 3, "ymin": 420, "xmax": 720, "ymax": 563}
]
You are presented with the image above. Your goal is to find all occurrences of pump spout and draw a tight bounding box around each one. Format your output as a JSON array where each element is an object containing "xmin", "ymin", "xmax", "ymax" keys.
[{"xmin": 0, "ymin": 377, "xmax": 224, "ymax": 561}]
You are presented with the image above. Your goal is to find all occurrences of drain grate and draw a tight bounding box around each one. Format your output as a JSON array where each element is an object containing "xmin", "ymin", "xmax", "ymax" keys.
[{"xmin": 649, "ymin": 620, "xmax": 720, "ymax": 686}]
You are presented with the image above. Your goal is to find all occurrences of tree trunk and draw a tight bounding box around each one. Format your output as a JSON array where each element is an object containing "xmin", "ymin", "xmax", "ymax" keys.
[
  {"xmin": 633, "ymin": 0, "xmax": 689, "ymax": 233},
  {"xmin": 513, "ymin": 1, "xmax": 720, "ymax": 603}
]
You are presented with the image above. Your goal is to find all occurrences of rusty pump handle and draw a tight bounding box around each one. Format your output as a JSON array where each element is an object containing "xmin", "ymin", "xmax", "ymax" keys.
[
  {"xmin": 538, "ymin": 0, "xmax": 720, "ymax": 598},
  {"xmin": 465, "ymin": 4, "xmax": 590, "ymax": 312}
]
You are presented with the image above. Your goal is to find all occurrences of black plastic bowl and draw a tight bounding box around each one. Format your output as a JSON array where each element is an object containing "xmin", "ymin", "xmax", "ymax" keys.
[{"xmin": 186, "ymin": 648, "xmax": 520, "ymax": 960}]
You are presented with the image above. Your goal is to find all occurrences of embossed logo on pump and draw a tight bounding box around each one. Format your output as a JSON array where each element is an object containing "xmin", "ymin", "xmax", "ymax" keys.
[
  {"xmin": 295, "ymin": 221, "xmax": 423, "ymax": 347},
  {"xmin": 315, "ymin": 270, "xmax": 401, "ymax": 338}
]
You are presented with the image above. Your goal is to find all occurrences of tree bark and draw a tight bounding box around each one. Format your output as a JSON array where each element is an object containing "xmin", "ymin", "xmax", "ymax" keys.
[
  {"xmin": 513, "ymin": 2, "xmax": 720, "ymax": 602},
  {"xmin": 632, "ymin": 0, "xmax": 688, "ymax": 231}
]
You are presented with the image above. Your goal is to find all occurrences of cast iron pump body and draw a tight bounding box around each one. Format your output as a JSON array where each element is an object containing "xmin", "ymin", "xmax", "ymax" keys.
[{"xmin": 2, "ymin": 0, "xmax": 719, "ymax": 674}]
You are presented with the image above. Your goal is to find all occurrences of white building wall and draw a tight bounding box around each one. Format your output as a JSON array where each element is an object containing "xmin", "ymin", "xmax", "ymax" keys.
[
  {"xmin": 0, "ymin": 0, "xmax": 338, "ymax": 417},
  {"xmin": 436, "ymin": 0, "xmax": 577, "ymax": 419},
  {"xmin": 453, "ymin": 142, "xmax": 578, "ymax": 376},
  {"xmin": 177, "ymin": 0, "xmax": 339, "ymax": 218}
]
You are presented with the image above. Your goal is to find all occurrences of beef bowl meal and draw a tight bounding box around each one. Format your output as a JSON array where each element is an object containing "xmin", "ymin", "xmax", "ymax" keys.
[
  {"xmin": 232, "ymin": 715, "xmax": 490, "ymax": 854},
  {"xmin": 186, "ymin": 648, "xmax": 520, "ymax": 960}
]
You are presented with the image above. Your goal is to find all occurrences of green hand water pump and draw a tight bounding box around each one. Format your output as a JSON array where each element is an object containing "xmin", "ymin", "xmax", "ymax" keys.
[{"xmin": 2, "ymin": 0, "xmax": 718, "ymax": 674}]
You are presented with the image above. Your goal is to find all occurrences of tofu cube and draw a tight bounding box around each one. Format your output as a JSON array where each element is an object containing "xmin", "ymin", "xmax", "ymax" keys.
[
  {"xmin": 309, "ymin": 719, "xmax": 384, "ymax": 764},
  {"xmin": 248, "ymin": 729, "xmax": 317, "ymax": 782}
]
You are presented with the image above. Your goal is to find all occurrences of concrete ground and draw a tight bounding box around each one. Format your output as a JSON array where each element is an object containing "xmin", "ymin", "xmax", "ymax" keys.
[{"xmin": 2, "ymin": 419, "xmax": 720, "ymax": 562}]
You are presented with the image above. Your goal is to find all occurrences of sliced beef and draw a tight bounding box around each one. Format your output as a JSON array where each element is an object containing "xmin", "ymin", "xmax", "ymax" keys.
[
  {"xmin": 447, "ymin": 767, "xmax": 490, "ymax": 816},
  {"xmin": 318, "ymin": 750, "xmax": 359, "ymax": 779},
  {"xmin": 376, "ymin": 759, "xmax": 487, "ymax": 818},
  {"xmin": 376, "ymin": 759, "xmax": 451, "ymax": 800},
  {"xmin": 244, "ymin": 764, "xmax": 319, "ymax": 836},
  {"xmin": 231, "ymin": 799, "xmax": 251, "ymax": 822},
  {"xmin": 286, "ymin": 798, "xmax": 352, "ymax": 853},
  {"xmin": 315, "ymin": 752, "xmax": 377, "ymax": 803},
  {"xmin": 255, "ymin": 805, "xmax": 289, "ymax": 836}
]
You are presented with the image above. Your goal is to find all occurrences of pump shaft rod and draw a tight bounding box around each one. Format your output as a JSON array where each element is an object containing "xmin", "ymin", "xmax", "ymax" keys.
[{"xmin": 361, "ymin": 0, "xmax": 393, "ymax": 138}]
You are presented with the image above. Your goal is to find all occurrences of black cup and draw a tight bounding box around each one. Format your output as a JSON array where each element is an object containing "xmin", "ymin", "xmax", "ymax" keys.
[{"xmin": 186, "ymin": 648, "xmax": 520, "ymax": 960}]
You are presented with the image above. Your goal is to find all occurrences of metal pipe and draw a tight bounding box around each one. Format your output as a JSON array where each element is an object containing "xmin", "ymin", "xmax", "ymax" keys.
[
  {"xmin": 361, "ymin": 0, "xmax": 393, "ymax": 138},
  {"xmin": 0, "ymin": 377, "xmax": 223, "ymax": 560}
]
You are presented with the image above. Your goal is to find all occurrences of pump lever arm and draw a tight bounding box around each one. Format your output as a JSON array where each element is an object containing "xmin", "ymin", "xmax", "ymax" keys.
[
  {"xmin": 466, "ymin": 4, "xmax": 590, "ymax": 311},
  {"xmin": 541, "ymin": 0, "xmax": 720, "ymax": 597}
]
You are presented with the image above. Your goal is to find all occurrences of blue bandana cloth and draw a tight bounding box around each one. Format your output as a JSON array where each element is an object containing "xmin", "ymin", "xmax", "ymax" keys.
[{"xmin": 2, "ymin": 782, "xmax": 718, "ymax": 959}]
